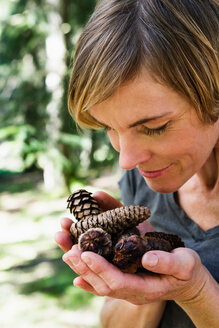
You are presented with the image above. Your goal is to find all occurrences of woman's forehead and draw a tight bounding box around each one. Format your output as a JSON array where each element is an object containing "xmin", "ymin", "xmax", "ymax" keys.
[{"xmin": 90, "ymin": 75, "xmax": 189, "ymax": 119}]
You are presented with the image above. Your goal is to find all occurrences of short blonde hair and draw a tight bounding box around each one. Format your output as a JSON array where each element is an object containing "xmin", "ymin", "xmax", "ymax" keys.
[{"xmin": 68, "ymin": 0, "xmax": 219, "ymax": 129}]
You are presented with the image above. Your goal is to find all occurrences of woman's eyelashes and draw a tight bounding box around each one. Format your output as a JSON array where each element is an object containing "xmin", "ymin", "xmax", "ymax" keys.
[
  {"xmin": 103, "ymin": 121, "xmax": 171, "ymax": 136},
  {"xmin": 141, "ymin": 122, "xmax": 170, "ymax": 136}
]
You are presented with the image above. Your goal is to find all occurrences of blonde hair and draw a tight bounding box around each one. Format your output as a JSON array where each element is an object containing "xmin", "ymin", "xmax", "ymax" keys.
[{"xmin": 68, "ymin": 0, "xmax": 219, "ymax": 129}]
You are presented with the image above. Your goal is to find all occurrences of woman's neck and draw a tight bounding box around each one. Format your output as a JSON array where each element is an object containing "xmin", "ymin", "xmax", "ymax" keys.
[
  {"xmin": 196, "ymin": 144, "xmax": 219, "ymax": 191},
  {"xmin": 176, "ymin": 143, "xmax": 219, "ymax": 230}
]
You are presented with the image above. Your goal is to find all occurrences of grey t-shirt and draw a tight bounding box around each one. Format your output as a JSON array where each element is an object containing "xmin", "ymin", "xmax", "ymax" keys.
[{"xmin": 119, "ymin": 168, "xmax": 219, "ymax": 328}]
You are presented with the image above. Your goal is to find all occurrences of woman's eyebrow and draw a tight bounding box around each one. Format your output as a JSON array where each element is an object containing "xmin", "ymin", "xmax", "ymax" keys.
[
  {"xmin": 89, "ymin": 112, "xmax": 171, "ymax": 129},
  {"xmin": 128, "ymin": 112, "xmax": 171, "ymax": 128},
  {"xmin": 89, "ymin": 114, "xmax": 109, "ymax": 128}
]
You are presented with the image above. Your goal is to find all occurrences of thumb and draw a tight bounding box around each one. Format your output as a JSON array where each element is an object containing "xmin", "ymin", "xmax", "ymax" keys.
[
  {"xmin": 142, "ymin": 248, "xmax": 199, "ymax": 280},
  {"xmin": 93, "ymin": 191, "xmax": 123, "ymax": 211}
]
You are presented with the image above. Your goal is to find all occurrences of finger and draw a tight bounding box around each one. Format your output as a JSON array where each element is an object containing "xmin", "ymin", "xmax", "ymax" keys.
[
  {"xmin": 137, "ymin": 221, "xmax": 155, "ymax": 235},
  {"xmin": 142, "ymin": 248, "xmax": 199, "ymax": 280},
  {"xmin": 73, "ymin": 276, "xmax": 98, "ymax": 295},
  {"xmin": 64, "ymin": 247, "xmax": 111, "ymax": 295},
  {"xmin": 60, "ymin": 217, "xmax": 73, "ymax": 234},
  {"xmin": 81, "ymin": 251, "xmax": 164, "ymax": 299},
  {"xmin": 81, "ymin": 251, "xmax": 127, "ymax": 290},
  {"xmin": 63, "ymin": 246, "xmax": 102, "ymax": 295},
  {"xmin": 93, "ymin": 191, "xmax": 123, "ymax": 211},
  {"xmin": 54, "ymin": 231, "xmax": 73, "ymax": 252},
  {"xmin": 62, "ymin": 244, "xmax": 85, "ymax": 274}
]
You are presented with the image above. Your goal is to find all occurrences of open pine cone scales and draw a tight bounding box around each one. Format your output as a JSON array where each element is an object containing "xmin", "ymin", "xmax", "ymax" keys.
[
  {"xmin": 67, "ymin": 189, "xmax": 101, "ymax": 220},
  {"xmin": 67, "ymin": 189, "xmax": 184, "ymax": 273},
  {"xmin": 70, "ymin": 205, "xmax": 151, "ymax": 243}
]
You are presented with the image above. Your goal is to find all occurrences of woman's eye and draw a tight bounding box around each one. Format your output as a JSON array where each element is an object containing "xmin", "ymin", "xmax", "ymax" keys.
[{"xmin": 141, "ymin": 122, "xmax": 170, "ymax": 136}]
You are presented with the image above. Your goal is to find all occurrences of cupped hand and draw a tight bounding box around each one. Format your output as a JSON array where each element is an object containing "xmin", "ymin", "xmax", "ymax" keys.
[
  {"xmin": 55, "ymin": 212, "xmax": 207, "ymax": 306},
  {"xmin": 62, "ymin": 245, "xmax": 208, "ymax": 306}
]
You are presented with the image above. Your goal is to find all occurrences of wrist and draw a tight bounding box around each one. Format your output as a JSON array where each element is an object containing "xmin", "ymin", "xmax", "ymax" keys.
[
  {"xmin": 175, "ymin": 264, "xmax": 209, "ymax": 304},
  {"xmin": 175, "ymin": 269, "xmax": 219, "ymax": 328},
  {"xmin": 178, "ymin": 267, "xmax": 218, "ymax": 305}
]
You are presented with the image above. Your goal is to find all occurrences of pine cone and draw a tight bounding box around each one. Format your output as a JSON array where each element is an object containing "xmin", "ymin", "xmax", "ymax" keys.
[
  {"xmin": 113, "ymin": 232, "xmax": 185, "ymax": 273},
  {"xmin": 66, "ymin": 189, "xmax": 185, "ymax": 274},
  {"xmin": 67, "ymin": 189, "xmax": 101, "ymax": 221},
  {"xmin": 113, "ymin": 234, "xmax": 147, "ymax": 273},
  {"xmin": 70, "ymin": 205, "xmax": 151, "ymax": 243},
  {"xmin": 78, "ymin": 228, "xmax": 112, "ymax": 257},
  {"xmin": 143, "ymin": 232, "xmax": 185, "ymax": 249}
]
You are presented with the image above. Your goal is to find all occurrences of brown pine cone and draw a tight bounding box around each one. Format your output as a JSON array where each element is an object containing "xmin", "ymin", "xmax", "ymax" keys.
[
  {"xmin": 78, "ymin": 228, "xmax": 112, "ymax": 257},
  {"xmin": 113, "ymin": 232, "xmax": 185, "ymax": 273},
  {"xmin": 66, "ymin": 189, "xmax": 185, "ymax": 275},
  {"xmin": 70, "ymin": 205, "xmax": 151, "ymax": 244},
  {"xmin": 143, "ymin": 232, "xmax": 185, "ymax": 249},
  {"xmin": 67, "ymin": 189, "xmax": 101, "ymax": 221},
  {"xmin": 113, "ymin": 234, "xmax": 148, "ymax": 273}
]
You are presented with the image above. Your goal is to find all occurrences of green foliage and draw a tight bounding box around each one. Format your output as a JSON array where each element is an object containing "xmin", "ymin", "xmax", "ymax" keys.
[
  {"xmin": 0, "ymin": 0, "xmax": 118, "ymax": 191},
  {"xmin": 0, "ymin": 0, "xmax": 50, "ymax": 128},
  {"xmin": 0, "ymin": 124, "xmax": 45, "ymax": 172}
]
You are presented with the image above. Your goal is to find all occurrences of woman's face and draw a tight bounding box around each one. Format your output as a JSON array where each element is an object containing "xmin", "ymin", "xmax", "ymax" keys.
[{"xmin": 90, "ymin": 72, "xmax": 219, "ymax": 193}]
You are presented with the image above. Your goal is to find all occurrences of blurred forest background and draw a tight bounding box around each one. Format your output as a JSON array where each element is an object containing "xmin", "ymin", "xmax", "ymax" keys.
[{"xmin": 0, "ymin": 0, "xmax": 120, "ymax": 327}]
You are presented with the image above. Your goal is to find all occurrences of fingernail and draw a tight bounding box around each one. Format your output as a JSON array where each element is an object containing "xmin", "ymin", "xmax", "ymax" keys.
[
  {"xmin": 73, "ymin": 277, "xmax": 80, "ymax": 286},
  {"xmin": 143, "ymin": 253, "xmax": 158, "ymax": 267}
]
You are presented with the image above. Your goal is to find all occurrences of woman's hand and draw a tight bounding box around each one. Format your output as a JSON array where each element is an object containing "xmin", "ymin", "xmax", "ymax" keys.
[
  {"xmin": 61, "ymin": 243, "xmax": 207, "ymax": 305},
  {"xmin": 55, "ymin": 190, "xmax": 219, "ymax": 327},
  {"xmin": 62, "ymin": 244, "xmax": 219, "ymax": 328},
  {"xmin": 54, "ymin": 190, "xmax": 219, "ymax": 327},
  {"xmin": 55, "ymin": 190, "xmax": 206, "ymax": 305}
]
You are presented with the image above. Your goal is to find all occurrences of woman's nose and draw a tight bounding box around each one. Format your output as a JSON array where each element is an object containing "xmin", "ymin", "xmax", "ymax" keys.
[{"xmin": 118, "ymin": 137, "xmax": 152, "ymax": 170}]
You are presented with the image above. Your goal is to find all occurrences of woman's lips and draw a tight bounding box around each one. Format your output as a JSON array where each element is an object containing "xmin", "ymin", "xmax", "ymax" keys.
[{"xmin": 138, "ymin": 164, "xmax": 173, "ymax": 178}]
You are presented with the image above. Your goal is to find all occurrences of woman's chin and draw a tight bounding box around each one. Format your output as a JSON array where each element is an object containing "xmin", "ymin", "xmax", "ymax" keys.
[{"xmin": 143, "ymin": 177, "xmax": 180, "ymax": 194}]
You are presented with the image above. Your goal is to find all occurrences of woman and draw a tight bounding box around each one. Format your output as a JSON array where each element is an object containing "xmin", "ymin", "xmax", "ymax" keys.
[{"xmin": 55, "ymin": 0, "xmax": 219, "ymax": 327}]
